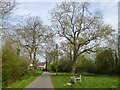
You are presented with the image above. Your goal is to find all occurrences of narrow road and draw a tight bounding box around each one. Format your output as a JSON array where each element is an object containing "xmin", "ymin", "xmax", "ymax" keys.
[{"xmin": 24, "ymin": 72, "xmax": 54, "ymax": 89}]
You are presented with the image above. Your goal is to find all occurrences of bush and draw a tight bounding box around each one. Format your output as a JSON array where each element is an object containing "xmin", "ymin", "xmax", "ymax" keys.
[
  {"xmin": 95, "ymin": 48, "xmax": 116, "ymax": 75},
  {"xmin": 76, "ymin": 55, "xmax": 95, "ymax": 73},
  {"xmin": 2, "ymin": 44, "xmax": 29, "ymax": 86},
  {"xmin": 50, "ymin": 60, "xmax": 73, "ymax": 73},
  {"xmin": 58, "ymin": 60, "xmax": 72, "ymax": 72}
]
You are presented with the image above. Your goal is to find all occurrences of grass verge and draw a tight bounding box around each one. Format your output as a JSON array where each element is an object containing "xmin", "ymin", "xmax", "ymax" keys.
[
  {"xmin": 51, "ymin": 72, "xmax": 118, "ymax": 88},
  {"xmin": 5, "ymin": 70, "xmax": 43, "ymax": 88}
]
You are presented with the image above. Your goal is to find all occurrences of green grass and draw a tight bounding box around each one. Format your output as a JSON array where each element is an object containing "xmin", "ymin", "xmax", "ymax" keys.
[
  {"xmin": 51, "ymin": 73, "xmax": 118, "ymax": 88},
  {"xmin": 6, "ymin": 70, "xmax": 43, "ymax": 88}
]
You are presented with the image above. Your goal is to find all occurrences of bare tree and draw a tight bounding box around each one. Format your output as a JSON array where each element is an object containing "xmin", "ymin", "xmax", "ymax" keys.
[
  {"xmin": 12, "ymin": 17, "xmax": 52, "ymax": 70},
  {"xmin": 39, "ymin": 26, "xmax": 55, "ymax": 70},
  {"xmin": 51, "ymin": 2, "xmax": 114, "ymax": 74},
  {"xmin": 0, "ymin": 0, "xmax": 17, "ymax": 28},
  {"xmin": 0, "ymin": 0, "xmax": 17, "ymax": 49},
  {"xmin": 0, "ymin": 0, "xmax": 16, "ymax": 75}
]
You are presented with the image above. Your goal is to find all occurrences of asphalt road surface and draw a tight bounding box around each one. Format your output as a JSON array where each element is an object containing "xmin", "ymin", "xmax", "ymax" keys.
[{"xmin": 24, "ymin": 72, "xmax": 54, "ymax": 89}]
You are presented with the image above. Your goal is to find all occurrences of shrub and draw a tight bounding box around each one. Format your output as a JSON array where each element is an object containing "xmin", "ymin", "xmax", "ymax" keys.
[
  {"xmin": 2, "ymin": 45, "xmax": 29, "ymax": 86},
  {"xmin": 50, "ymin": 60, "xmax": 73, "ymax": 73},
  {"xmin": 76, "ymin": 55, "xmax": 95, "ymax": 73},
  {"xmin": 95, "ymin": 48, "xmax": 116, "ymax": 75}
]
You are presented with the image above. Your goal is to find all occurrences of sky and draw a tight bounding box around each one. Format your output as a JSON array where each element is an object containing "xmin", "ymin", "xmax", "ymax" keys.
[
  {"xmin": 13, "ymin": 0, "xmax": 119, "ymax": 61},
  {"xmin": 16, "ymin": 0, "xmax": 119, "ymax": 2},
  {"xmin": 15, "ymin": 0, "xmax": 118, "ymax": 30}
]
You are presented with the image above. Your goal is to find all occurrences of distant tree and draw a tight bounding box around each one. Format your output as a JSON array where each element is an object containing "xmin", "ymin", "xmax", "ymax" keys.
[
  {"xmin": 105, "ymin": 33, "xmax": 119, "ymax": 74},
  {"xmin": 51, "ymin": 2, "xmax": 114, "ymax": 74},
  {"xmin": 95, "ymin": 48, "xmax": 115, "ymax": 74},
  {"xmin": 47, "ymin": 49, "xmax": 56, "ymax": 64},
  {"xmin": 60, "ymin": 42, "xmax": 73, "ymax": 61},
  {"xmin": 50, "ymin": 59, "xmax": 73, "ymax": 73},
  {"xmin": 12, "ymin": 17, "xmax": 52, "ymax": 70},
  {"xmin": 40, "ymin": 30, "xmax": 55, "ymax": 71}
]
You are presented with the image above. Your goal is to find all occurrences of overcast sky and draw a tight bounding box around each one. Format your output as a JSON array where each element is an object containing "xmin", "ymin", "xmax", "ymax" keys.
[
  {"xmin": 14, "ymin": 0, "xmax": 119, "ymax": 61},
  {"xmin": 15, "ymin": 0, "xmax": 118, "ymax": 30}
]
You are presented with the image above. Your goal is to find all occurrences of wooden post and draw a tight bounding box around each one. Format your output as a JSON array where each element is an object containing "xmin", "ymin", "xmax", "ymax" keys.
[{"xmin": 80, "ymin": 75, "xmax": 81, "ymax": 83}]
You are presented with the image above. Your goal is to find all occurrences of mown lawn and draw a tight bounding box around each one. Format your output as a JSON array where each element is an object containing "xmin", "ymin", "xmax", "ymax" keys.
[
  {"xmin": 51, "ymin": 73, "xmax": 118, "ymax": 88},
  {"xmin": 5, "ymin": 70, "xmax": 43, "ymax": 88}
]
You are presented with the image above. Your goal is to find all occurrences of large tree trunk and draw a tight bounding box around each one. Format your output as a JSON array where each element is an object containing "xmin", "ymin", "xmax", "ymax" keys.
[
  {"xmin": 29, "ymin": 52, "xmax": 33, "ymax": 71},
  {"xmin": 69, "ymin": 48, "xmax": 72, "ymax": 61},
  {"xmin": 33, "ymin": 48, "xmax": 37, "ymax": 70},
  {"xmin": 71, "ymin": 41, "xmax": 79, "ymax": 74},
  {"xmin": 29, "ymin": 52, "xmax": 32, "ymax": 62},
  {"xmin": 71, "ymin": 63, "xmax": 76, "ymax": 74},
  {"xmin": 45, "ymin": 57, "xmax": 48, "ymax": 71},
  {"xmin": 71, "ymin": 48, "xmax": 77, "ymax": 74}
]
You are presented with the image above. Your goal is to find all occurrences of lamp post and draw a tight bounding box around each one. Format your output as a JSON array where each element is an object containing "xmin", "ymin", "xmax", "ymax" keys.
[
  {"xmin": 45, "ymin": 50, "xmax": 48, "ymax": 71},
  {"xmin": 55, "ymin": 44, "xmax": 59, "ymax": 75}
]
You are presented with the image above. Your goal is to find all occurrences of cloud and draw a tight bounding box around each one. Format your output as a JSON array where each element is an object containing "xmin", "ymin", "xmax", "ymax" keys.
[
  {"xmin": 99, "ymin": 2, "xmax": 118, "ymax": 30},
  {"xmin": 104, "ymin": 15, "xmax": 118, "ymax": 30},
  {"xmin": 16, "ymin": 0, "xmax": 62, "ymax": 2},
  {"xmin": 16, "ymin": 0, "xmax": 120, "ymax": 2},
  {"xmin": 14, "ymin": 2, "xmax": 57, "ymax": 25},
  {"xmin": 15, "ymin": 1, "xmax": 118, "ymax": 29}
]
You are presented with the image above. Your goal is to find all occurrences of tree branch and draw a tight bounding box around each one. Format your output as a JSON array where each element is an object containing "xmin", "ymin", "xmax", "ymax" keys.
[
  {"xmin": 58, "ymin": 19, "xmax": 74, "ymax": 44},
  {"xmin": 77, "ymin": 44, "xmax": 98, "ymax": 57}
]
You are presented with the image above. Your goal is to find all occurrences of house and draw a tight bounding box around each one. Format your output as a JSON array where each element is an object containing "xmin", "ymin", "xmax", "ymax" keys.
[
  {"xmin": 27, "ymin": 61, "xmax": 35, "ymax": 70},
  {"xmin": 37, "ymin": 62, "xmax": 46, "ymax": 70}
]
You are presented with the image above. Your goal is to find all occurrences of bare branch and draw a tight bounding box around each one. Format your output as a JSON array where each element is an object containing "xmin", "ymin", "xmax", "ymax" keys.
[{"xmin": 78, "ymin": 44, "xmax": 98, "ymax": 57}]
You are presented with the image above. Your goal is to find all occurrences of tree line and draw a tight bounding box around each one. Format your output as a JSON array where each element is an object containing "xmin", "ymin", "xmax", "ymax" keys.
[{"xmin": 50, "ymin": 48, "xmax": 119, "ymax": 75}]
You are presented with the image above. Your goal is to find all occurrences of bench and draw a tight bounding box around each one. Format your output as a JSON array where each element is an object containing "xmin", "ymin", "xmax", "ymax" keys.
[{"xmin": 71, "ymin": 75, "xmax": 81, "ymax": 84}]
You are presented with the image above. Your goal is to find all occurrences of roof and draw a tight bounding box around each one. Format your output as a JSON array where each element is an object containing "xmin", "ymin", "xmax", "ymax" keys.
[{"xmin": 38, "ymin": 62, "xmax": 46, "ymax": 66}]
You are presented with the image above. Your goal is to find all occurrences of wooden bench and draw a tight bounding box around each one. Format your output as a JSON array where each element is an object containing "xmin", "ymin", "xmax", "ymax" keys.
[{"xmin": 71, "ymin": 75, "xmax": 81, "ymax": 84}]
